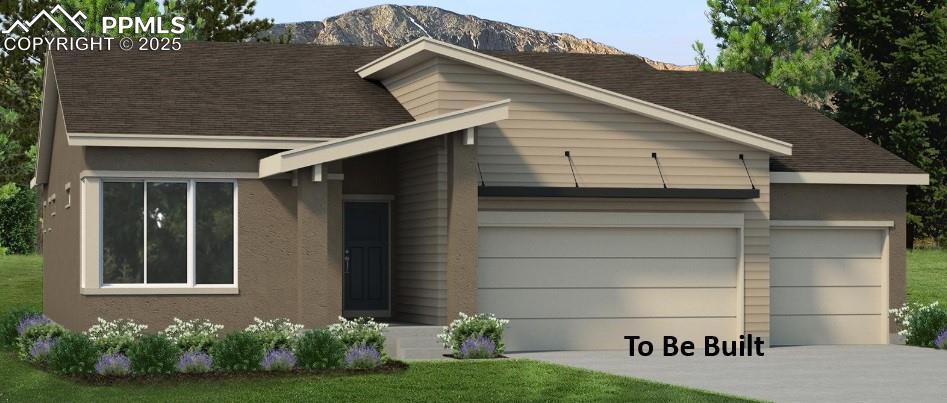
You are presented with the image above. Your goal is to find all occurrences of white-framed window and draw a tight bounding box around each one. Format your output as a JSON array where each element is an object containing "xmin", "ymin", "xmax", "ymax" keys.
[{"xmin": 99, "ymin": 179, "xmax": 237, "ymax": 288}]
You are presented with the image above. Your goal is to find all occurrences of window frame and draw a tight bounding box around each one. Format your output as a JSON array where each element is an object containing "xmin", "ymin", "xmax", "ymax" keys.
[{"xmin": 91, "ymin": 177, "xmax": 239, "ymax": 292}]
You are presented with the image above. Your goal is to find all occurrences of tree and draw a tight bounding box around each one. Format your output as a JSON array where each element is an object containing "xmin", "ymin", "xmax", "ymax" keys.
[
  {"xmin": 833, "ymin": 1, "xmax": 947, "ymax": 244},
  {"xmin": 164, "ymin": 0, "xmax": 272, "ymax": 42},
  {"xmin": 693, "ymin": 0, "xmax": 842, "ymax": 109}
]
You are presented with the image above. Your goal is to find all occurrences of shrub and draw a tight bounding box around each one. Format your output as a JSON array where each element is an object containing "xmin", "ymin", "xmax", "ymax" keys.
[
  {"xmin": 294, "ymin": 329, "xmax": 345, "ymax": 369},
  {"xmin": 0, "ymin": 183, "xmax": 37, "ymax": 254},
  {"xmin": 16, "ymin": 313, "xmax": 52, "ymax": 335},
  {"xmin": 85, "ymin": 318, "xmax": 149, "ymax": 354},
  {"xmin": 891, "ymin": 302, "xmax": 947, "ymax": 347},
  {"xmin": 261, "ymin": 349, "xmax": 296, "ymax": 371},
  {"xmin": 244, "ymin": 317, "xmax": 304, "ymax": 351},
  {"xmin": 48, "ymin": 332, "xmax": 98, "ymax": 375},
  {"xmin": 126, "ymin": 334, "xmax": 179, "ymax": 375},
  {"xmin": 344, "ymin": 345, "xmax": 381, "ymax": 369},
  {"xmin": 0, "ymin": 308, "xmax": 41, "ymax": 348},
  {"xmin": 210, "ymin": 331, "xmax": 264, "ymax": 372},
  {"xmin": 458, "ymin": 336, "xmax": 497, "ymax": 359},
  {"xmin": 161, "ymin": 318, "xmax": 224, "ymax": 352},
  {"xmin": 95, "ymin": 353, "xmax": 132, "ymax": 376},
  {"xmin": 328, "ymin": 317, "xmax": 387, "ymax": 353},
  {"xmin": 438, "ymin": 312, "xmax": 508, "ymax": 356},
  {"xmin": 176, "ymin": 351, "xmax": 213, "ymax": 374},
  {"xmin": 29, "ymin": 337, "xmax": 58, "ymax": 363},
  {"xmin": 17, "ymin": 322, "xmax": 66, "ymax": 360},
  {"xmin": 936, "ymin": 329, "xmax": 947, "ymax": 350}
]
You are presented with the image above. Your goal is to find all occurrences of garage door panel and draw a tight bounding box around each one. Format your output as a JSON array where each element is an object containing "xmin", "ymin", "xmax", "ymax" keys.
[
  {"xmin": 771, "ymin": 287, "xmax": 883, "ymax": 315},
  {"xmin": 771, "ymin": 228, "xmax": 884, "ymax": 258},
  {"xmin": 478, "ymin": 257, "xmax": 738, "ymax": 288},
  {"xmin": 771, "ymin": 315, "xmax": 884, "ymax": 345},
  {"xmin": 772, "ymin": 258, "xmax": 883, "ymax": 287},
  {"xmin": 479, "ymin": 227, "xmax": 738, "ymax": 258},
  {"xmin": 479, "ymin": 288, "xmax": 738, "ymax": 319},
  {"xmin": 504, "ymin": 318, "xmax": 739, "ymax": 351}
]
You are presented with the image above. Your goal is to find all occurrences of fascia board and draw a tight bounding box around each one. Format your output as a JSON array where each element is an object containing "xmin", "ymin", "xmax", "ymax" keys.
[
  {"xmin": 67, "ymin": 133, "xmax": 329, "ymax": 149},
  {"xmin": 771, "ymin": 171, "xmax": 930, "ymax": 185},
  {"xmin": 258, "ymin": 99, "xmax": 511, "ymax": 178},
  {"xmin": 357, "ymin": 38, "xmax": 793, "ymax": 156}
]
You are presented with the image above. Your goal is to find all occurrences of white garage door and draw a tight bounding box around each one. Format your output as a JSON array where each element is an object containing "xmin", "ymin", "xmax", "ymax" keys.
[
  {"xmin": 478, "ymin": 211, "xmax": 742, "ymax": 351},
  {"xmin": 771, "ymin": 225, "xmax": 889, "ymax": 346}
]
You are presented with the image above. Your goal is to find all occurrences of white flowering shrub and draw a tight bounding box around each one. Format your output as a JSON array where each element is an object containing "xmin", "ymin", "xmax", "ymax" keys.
[
  {"xmin": 890, "ymin": 301, "xmax": 947, "ymax": 347},
  {"xmin": 85, "ymin": 318, "xmax": 148, "ymax": 354},
  {"xmin": 244, "ymin": 317, "xmax": 305, "ymax": 350},
  {"xmin": 160, "ymin": 318, "xmax": 225, "ymax": 352},
  {"xmin": 328, "ymin": 317, "xmax": 388, "ymax": 353},
  {"xmin": 437, "ymin": 312, "xmax": 509, "ymax": 356}
]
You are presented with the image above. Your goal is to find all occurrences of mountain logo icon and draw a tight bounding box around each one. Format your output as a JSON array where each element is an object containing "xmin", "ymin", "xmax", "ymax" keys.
[{"xmin": 2, "ymin": 5, "xmax": 86, "ymax": 34}]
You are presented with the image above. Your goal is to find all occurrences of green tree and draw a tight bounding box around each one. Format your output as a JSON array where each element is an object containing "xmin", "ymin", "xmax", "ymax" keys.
[
  {"xmin": 693, "ymin": 0, "xmax": 842, "ymax": 109},
  {"xmin": 164, "ymin": 0, "xmax": 272, "ymax": 42},
  {"xmin": 833, "ymin": 1, "xmax": 947, "ymax": 244}
]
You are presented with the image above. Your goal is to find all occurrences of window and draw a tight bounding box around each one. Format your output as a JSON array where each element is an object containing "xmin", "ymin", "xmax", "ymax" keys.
[{"xmin": 101, "ymin": 180, "xmax": 236, "ymax": 286}]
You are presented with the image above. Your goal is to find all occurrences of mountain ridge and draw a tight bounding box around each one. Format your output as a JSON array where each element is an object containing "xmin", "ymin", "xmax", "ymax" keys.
[{"xmin": 264, "ymin": 4, "xmax": 696, "ymax": 71}]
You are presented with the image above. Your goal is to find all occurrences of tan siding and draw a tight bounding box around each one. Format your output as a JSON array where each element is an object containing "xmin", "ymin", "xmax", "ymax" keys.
[
  {"xmin": 395, "ymin": 138, "xmax": 448, "ymax": 324},
  {"xmin": 384, "ymin": 57, "xmax": 772, "ymax": 337}
]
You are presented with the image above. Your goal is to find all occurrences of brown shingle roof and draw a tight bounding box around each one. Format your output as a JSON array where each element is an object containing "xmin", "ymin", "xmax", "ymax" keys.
[{"xmin": 51, "ymin": 42, "xmax": 921, "ymax": 174}]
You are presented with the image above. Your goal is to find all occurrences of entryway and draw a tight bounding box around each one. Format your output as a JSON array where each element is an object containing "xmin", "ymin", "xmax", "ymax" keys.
[{"xmin": 343, "ymin": 200, "xmax": 391, "ymax": 317}]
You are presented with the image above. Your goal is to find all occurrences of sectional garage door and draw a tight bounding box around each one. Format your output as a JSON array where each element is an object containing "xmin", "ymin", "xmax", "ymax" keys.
[
  {"xmin": 770, "ymin": 225, "xmax": 889, "ymax": 346},
  {"xmin": 478, "ymin": 211, "xmax": 742, "ymax": 351}
]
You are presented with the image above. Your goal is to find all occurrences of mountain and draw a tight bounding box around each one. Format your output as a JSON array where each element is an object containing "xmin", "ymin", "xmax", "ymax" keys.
[{"xmin": 264, "ymin": 4, "xmax": 696, "ymax": 71}]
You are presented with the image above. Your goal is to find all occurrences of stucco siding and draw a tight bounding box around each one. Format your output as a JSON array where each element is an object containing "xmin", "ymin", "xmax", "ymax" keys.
[
  {"xmin": 395, "ymin": 138, "xmax": 448, "ymax": 324},
  {"xmin": 384, "ymin": 57, "xmax": 772, "ymax": 336},
  {"xmin": 771, "ymin": 184, "xmax": 907, "ymax": 326}
]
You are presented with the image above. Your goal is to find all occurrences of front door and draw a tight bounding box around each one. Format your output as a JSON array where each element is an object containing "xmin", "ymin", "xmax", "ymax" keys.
[{"xmin": 343, "ymin": 201, "xmax": 390, "ymax": 317}]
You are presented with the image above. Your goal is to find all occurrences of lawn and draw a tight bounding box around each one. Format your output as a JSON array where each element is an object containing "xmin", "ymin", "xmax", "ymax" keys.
[
  {"xmin": 906, "ymin": 249, "xmax": 947, "ymax": 306},
  {"xmin": 0, "ymin": 255, "xmax": 747, "ymax": 402}
]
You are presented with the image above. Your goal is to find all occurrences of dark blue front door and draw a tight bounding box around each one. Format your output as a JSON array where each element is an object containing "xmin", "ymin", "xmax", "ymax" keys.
[{"xmin": 343, "ymin": 201, "xmax": 389, "ymax": 313}]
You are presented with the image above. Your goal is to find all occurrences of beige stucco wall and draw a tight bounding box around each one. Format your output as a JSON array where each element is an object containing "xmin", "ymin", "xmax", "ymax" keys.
[
  {"xmin": 43, "ymin": 104, "xmax": 308, "ymax": 331},
  {"xmin": 770, "ymin": 184, "xmax": 907, "ymax": 317}
]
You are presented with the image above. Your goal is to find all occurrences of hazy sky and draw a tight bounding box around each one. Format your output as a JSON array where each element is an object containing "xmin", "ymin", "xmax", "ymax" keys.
[{"xmin": 253, "ymin": 1, "xmax": 719, "ymax": 66}]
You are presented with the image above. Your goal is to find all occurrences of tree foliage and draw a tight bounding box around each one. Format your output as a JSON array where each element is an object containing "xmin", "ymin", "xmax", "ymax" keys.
[
  {"xmin": 164, "ymin": 0, "xmax": 272, "ymax": 42},
  {"xmin": 693, "ymin": 0, "xmax": 842, "ymax": 109},
  {"xmin": 833, "ymin": 0, "xmax": 947, "ymax": 243}
]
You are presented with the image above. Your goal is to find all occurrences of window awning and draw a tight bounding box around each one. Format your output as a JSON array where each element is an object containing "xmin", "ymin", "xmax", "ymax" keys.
[{"xmin": 258, "ymin": 99, "xmax": 510, "ymax": 178}]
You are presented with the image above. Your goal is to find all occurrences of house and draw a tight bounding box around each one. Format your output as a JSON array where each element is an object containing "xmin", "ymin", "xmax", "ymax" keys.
[{"xmin": 34, "ymin": 38, "xmax": 928, "ymax": 352}]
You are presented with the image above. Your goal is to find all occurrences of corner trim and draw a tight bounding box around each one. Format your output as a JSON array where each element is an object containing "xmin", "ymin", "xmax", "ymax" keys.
[
  {"xmin": 771, "ymin": 171, "xmax": 929, "ymax": 185},
  {"xmin": 357, "ymin": 37, "xmax": 792, "ymax": 156},
  {"xmin": 770, "ymin": 220, "xmax": 895, "ymax": 228}
]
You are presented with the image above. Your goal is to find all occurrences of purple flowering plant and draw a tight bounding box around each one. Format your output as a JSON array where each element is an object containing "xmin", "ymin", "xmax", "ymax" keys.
[
  {"xmin": 95, "ymin": 353, "xmax": 132, "ymax": 376},
  {"xmin": 177, "ymin": 351, "xmax": 213, "ymax": 374},
  {"xmin": 458, "ymin": 336, "xmax": 497, "ymax": 359},
  {"xmin": 344, "ymin": 345, "xmax": 381, "ymax": 369},
  {"xmin": 935, "ymin": 328, "xmax": 947, "ymax": 350},
  {"xmin": 29, "ymin": 337, "xmax": 57, "ymax": 362},
  {"xmin": 260, "ymin": 349, "xmax": 296, "ymax": 371},
  {"xmin": 16, "ymin": 314, "xmax": 51, "ymax": 335}
]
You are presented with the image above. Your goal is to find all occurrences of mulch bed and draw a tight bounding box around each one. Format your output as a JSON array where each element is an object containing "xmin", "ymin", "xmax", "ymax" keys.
[
  {"xmin": 442, "ymin": 354, "xmax": 508, "ymax": 360},
  {"xmin": 30, "ymin": 359, "xmax": 409, "ymax": 386}
]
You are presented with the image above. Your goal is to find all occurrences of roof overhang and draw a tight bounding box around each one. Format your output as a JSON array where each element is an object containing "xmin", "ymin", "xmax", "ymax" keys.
[
  {"xmin": 258, "ymin": 99, "xmax": 511, "ymax": 178},
  {"xmin": 35, "ymin": 52, "xmax": 59, "ymax": 187},
  {"xmin": 67, "ymin": 133, "xmax": 329, "ymax": 149},
  {"xmin": 357, "ymin": 38, "xmax": 793, "ymax": 156},
  {"xmin": 770, "ymin": 171, "xmax": 930, "ymax": 185}
]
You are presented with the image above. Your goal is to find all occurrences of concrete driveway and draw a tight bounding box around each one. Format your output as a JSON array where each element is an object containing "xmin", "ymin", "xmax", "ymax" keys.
[{"xmin": 511, "ymin": 345, "xmax": 946, "ymax": 402}]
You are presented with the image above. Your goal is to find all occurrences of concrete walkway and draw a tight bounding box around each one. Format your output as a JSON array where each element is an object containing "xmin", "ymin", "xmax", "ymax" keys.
[{"xmin": 511, "ymin": 345, "xmax": 946, "ymax": 402}]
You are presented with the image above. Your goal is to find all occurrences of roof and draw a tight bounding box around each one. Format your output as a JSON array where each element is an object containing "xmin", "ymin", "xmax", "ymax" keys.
[
  {"xmin": 51, "ymin": 42, "xmax": 415, "ymax": 138},
  {"xmin": 48, "ymin": 41, "xmax": 922, "ymax": 175}
]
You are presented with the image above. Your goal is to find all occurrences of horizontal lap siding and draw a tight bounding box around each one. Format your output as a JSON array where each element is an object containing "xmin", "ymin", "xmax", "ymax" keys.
[{"xmin": 383, "ymin": 57, "xmax": 771, "ymax": 336}]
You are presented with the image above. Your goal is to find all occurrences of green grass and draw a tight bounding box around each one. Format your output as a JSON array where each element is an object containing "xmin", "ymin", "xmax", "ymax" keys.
[
  {"xmin": 906, "ymin": 249, "xmax": 947, "ymax": 306},
  {"xmin": 0, "ymin": 255, "xmax": 748, "ymax": 402}
]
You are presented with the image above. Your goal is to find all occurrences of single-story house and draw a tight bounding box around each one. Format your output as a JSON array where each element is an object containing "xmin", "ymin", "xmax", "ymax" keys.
[{"xmin": 35, "ymin": 38, "xmax": 928, "ymax": 351}]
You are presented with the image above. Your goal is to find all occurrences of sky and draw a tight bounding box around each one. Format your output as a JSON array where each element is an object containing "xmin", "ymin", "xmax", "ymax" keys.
[{"xmin": 253, "ymin": 1, "xmax": 719, "ymax": 66}]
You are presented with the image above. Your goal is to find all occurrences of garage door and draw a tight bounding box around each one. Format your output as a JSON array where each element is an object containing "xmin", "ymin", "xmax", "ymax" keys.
[
  {"xmin": 478, "ymin": 211, "xmax": 742, "ymax": 351},
  {"xmin": 771, "ymin": 225, "xmax": 889, "ymax": 346}
]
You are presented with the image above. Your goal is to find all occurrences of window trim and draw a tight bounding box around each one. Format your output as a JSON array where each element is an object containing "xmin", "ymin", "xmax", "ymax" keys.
[{"xmin": 81, "ymin": 176, "xmax": 239, "ymax": 295}]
